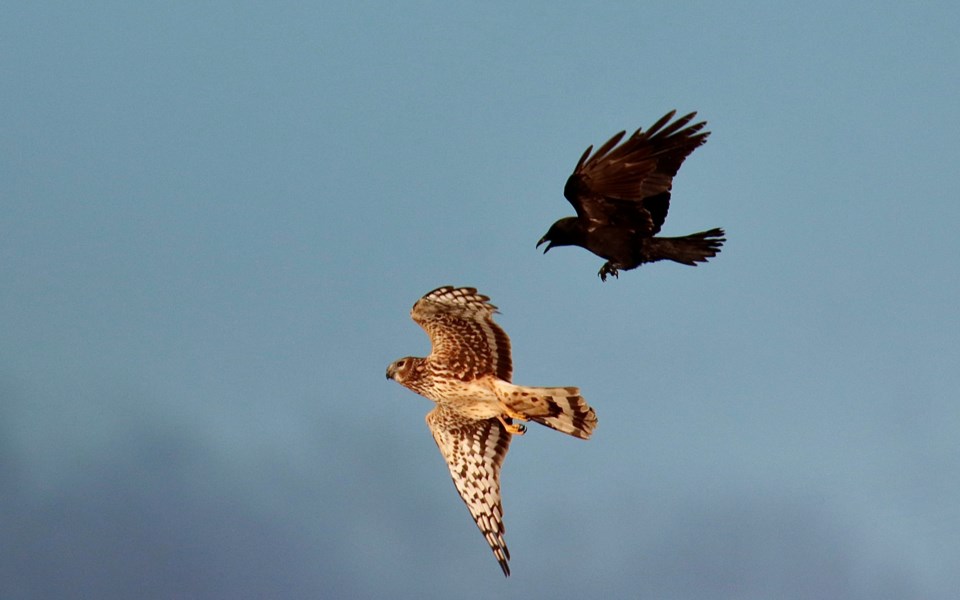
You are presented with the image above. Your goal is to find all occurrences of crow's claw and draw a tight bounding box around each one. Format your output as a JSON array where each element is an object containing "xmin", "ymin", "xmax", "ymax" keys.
[{"xmin": 598, "ymin": 263, "xmax": 620, "ymax": 282}]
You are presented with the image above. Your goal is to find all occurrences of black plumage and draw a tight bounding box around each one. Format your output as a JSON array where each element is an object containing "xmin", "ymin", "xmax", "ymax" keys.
[{"xmin": 537, "ymin": 110, "xmax": 725, "ymax": 281}]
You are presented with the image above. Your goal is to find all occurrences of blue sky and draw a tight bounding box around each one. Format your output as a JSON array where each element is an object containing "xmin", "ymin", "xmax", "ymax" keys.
[{"xmin": 3, "ymin": 2, "xmax": 959, "ymax": 598}]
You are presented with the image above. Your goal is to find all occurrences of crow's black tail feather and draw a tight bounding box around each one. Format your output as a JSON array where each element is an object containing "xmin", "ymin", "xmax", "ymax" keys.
[{"xmin": 643, "ymin": 228, "xmax": 725, "ymax": 266}]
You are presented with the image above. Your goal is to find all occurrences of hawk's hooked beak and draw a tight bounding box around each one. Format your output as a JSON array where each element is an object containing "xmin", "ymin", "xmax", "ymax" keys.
[
  {"xmin": 385, "ymin": 364, "xmax": 395, "ymax": 380},
  {"xmin": 536, "ymin": 236, "xmax": 553, "ymax": 253}
]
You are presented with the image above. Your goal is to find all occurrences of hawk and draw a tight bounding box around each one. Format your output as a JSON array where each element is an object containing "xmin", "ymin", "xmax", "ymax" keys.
[
  {"xmin": 386, "ymin": 286, "xmax": 597, "ymax": 577},
  {"xmin": 537, "ymin": 109, "xmax": 725, "ymax": 281}
]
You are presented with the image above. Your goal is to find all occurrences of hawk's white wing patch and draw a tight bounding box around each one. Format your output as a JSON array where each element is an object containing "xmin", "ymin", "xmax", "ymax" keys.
[
  {"xmin": 426, "ymin": 405, "xmax": 512, "ymax": 576},
  {"xmin": 411, "ymin": 286, "xmax": 512, "ymax": 382}
]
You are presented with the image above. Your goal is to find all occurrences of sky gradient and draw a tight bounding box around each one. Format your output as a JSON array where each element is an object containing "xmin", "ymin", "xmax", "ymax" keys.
[{"xmin": 3, "ymin": 2, "xmax": 959, "ymax": 598}]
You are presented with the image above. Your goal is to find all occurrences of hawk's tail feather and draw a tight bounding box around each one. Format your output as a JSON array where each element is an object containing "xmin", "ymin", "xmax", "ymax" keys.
[
  {"xmin": 494, "ymin": 382, "xmax": 597, "ymax": 440},
  {"xmin": 644, "ymin": 227, "xmax": 725, "ymax": 266}
]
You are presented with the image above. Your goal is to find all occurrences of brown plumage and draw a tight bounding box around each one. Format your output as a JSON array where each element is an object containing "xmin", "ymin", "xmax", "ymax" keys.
[
  {"xmin": 537, "ymin": 110, "xmax": 725, "ymax": 281},
  {"xmin": 386, "ymin": 286, "xmax": 597, "ymax": 576}
]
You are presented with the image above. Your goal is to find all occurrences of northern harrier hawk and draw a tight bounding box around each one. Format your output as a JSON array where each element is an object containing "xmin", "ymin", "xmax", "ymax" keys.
[
  {"xmin": 386, "ymin": 286, "xmax": 597, "ymax": 576},
  {"xmin": 537, "ymin": 110, "xmax": 725, "ymax": 281}
]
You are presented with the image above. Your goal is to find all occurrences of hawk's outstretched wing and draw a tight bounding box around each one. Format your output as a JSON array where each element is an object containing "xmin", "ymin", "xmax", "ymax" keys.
[
  {"xmin": 426, "ymin": 406, "xmax": 512, "ymax": 576},
  {"xmin": 411, "ymin": 286, "xmax": 512, "ymax": 382},
  {"xmin": 563, "ymin": 110, "xmax": 710, "ymax": 236}
]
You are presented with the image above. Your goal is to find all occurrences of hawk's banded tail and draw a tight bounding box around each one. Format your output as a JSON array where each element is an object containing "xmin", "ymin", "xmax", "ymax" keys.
[
  {"xmin": 644, "ymin": 227, "xmax": 725, "ymax": 266},
  {"xmin": 493, "ymin": 381, "xmax": 597, "ymax": 440}
]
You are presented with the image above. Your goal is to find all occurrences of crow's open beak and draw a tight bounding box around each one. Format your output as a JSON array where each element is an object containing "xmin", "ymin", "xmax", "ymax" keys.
[{"xmin": 536, "ymin": 237, "xmax": 552, "ymax": 253}]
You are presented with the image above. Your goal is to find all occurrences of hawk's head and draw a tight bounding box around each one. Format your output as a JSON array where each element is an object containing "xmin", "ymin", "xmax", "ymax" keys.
[
  {"xmin": 386, "ymin": 356, "xmax": 420, "ymax": 384},
  {"xmin": 537, "ymin": 217, "xmax": 581, "ymax": 253}
]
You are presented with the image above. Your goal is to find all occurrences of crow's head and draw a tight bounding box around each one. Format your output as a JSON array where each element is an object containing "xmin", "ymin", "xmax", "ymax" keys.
[{"xmin": 537, "ymin": 217, "xmax": 581, "ymax": 253}]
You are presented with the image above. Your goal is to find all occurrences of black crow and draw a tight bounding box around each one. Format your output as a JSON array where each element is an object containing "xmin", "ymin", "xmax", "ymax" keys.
[{"xmin": 538, "ymin": 110, "xmax": 724, "ymax": 281}]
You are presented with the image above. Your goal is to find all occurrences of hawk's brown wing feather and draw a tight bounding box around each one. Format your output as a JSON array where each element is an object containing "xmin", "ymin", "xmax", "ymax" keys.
[
  {"xmin": 411, "ymin": 286, "xmax": 512, "ymax": 382},
  {"xmin": 426, "ymin": 406, "xmax": 512, "ymax": 576},
  {"xmin": 563, "ymin": 110, "xmax": 709, "ymax": 236}
]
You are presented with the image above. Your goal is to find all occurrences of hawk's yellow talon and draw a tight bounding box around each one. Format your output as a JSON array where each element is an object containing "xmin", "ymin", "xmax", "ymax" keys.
[
  {"xmin": 502, "ymin": 407, "xmax": 529, "ymax": 422},
  {"xmin": 497, "ymin": 415, "xmax": 526, "ymax": 435}
]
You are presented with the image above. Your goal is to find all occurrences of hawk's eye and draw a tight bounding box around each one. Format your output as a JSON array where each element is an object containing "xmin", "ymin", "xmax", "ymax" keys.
[{"xmin": 397, "ymin": 360, "xmax": 406, "ymax": 368}]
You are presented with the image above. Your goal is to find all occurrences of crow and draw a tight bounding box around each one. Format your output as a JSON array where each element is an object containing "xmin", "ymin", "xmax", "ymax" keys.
[{"xmin": 537, "ymin": 110, "xmax": 725, "ymax": 281}]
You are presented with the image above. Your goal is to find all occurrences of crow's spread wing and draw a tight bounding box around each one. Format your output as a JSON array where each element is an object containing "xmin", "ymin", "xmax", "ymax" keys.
[{"xmin": 563, "ymin": 110, "xmax": 709, "ymax": 236}]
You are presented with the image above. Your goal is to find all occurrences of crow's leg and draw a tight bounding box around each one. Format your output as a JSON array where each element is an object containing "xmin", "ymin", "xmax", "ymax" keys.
[{"xmin": 598, "ymin": 262, "xmax": 620, "ymax": 282}]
